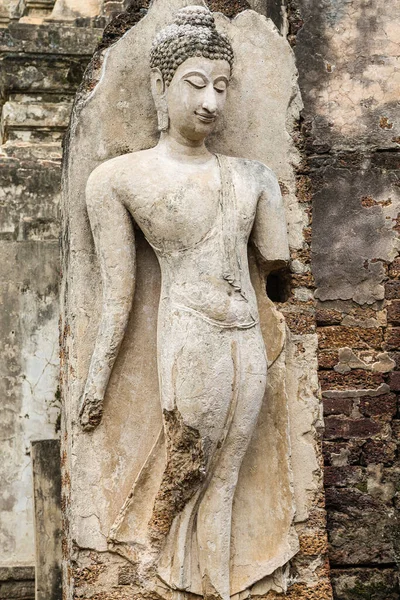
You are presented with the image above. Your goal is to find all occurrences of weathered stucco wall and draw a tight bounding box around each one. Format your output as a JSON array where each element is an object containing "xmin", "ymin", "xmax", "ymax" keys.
[
  {"xmin": 287, "ymin": 0, "xmax": 400, "ymax": 597},
  {"xmin": 0, "ymin": 16, "xmax": 101, "ymax": 581}
]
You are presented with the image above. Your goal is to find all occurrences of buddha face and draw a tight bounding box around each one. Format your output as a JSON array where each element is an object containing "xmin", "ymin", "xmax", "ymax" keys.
[{"xmin": 151, "ymin": 56, "xmax": 231, "ymax": 143}]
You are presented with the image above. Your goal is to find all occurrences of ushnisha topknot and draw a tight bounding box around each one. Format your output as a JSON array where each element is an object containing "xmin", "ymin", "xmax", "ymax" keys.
[{"xmin": 150, "ymin": 6, "xmax": 234, "ymax": 86}]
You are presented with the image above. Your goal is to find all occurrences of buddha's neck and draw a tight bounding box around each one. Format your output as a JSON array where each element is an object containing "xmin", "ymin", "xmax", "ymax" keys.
[{"xmin": 157, "ymin": 132, "xmax": 213, "ymax": 164}]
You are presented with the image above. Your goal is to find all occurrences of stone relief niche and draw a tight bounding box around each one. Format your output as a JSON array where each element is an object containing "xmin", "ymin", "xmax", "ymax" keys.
[{"xmin": 61, "ymin": 1, "xmax": 325, "ymax": 598}]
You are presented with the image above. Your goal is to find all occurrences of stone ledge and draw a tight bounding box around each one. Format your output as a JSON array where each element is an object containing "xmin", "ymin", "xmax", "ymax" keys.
[
  {"xmin": 0, "ymin": 22, "xmax": 102, "ymax": 55},
  {"xmin": 0, "ymin": 566, "xmax": 35, "ymax": 599},
  {"xmin": 0, "ymin": 567, "xmax": 35, "ymax": 581}
]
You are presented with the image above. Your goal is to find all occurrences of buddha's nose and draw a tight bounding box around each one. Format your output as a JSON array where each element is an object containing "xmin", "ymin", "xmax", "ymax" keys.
[{"xmin": 202, "ymin": 86, "xmax": 217, "ymax": 114}]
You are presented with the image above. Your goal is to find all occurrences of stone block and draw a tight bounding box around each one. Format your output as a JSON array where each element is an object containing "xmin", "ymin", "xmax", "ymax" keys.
[
  {"xmin": 0, "ymin": 22, "xmax": 102, "ymax": 55},
  {"xmin": 387, "ymin": 300, "xmax": 400, "ymax": 324},
  {"xmin": 48, "ymin": 0, "xmax": 102, "ymax": 21},
  {"xmin": 318, "ymin": 326, "xmax": 383, "ymax": 350},
  {"xmin": 388, "ymin": 257, "xmax": 400, "ymax": 279},
  {"xmin": 1, "ymin": 100, "xmax": 71, "ymax": 141},
  {"xmin": 359, "ymin": 393, "xmax": 397, "ymax": 420},
  {"xmin": 390, "ymin": 351, "xmax": 400, "ymax": 370},
  {"xmin": 1, "ymin": 53, "xmax": 89, "ymax": 94},
  {"xmin": 361, "ymin": 439, "xmax": 397, "ymax": 466},
  {"xmin": 0, "ymin": 567, "xmax": 35, "ymax": 582},
  {"xmin": 326, "ymin": 488, "xmax": 396, "ymax": 565},
  {"xmin": 324, "ymin": 417, "xmax": 382, "ymax": 440},
  {"xmin": 323, "ymin": 397, "xmax": 352, "ymax": 417},
  {"xmin": 385, "ymin": 327, "xmax": 400, "ymax": 350},
  {"xmin": 324, "ymin": 466, "xmax": 365, "ymax": 489},
  {"xmin": 385, "ymin": 281, "xmax": 400, "ymax": 299},
  {"xmin": 316, "ymin": 309, "xmax": 342, "ymax": 326},
  {"xmin": 0, "ymin": 156, "xmax": 61, "ymax": 241},
  {"xmin": 32, "ymin": 439, "xmax": 62, "ymax": 600},
  {"xmin": 323, "ymin": 441, "xmax": 363, "ymax": 467},
  {"xmin": 318, "ymin": 349, "xmax": 339, "ymax": 369},
  {"xmin": 389, "ymin": 371, "xmax": 400, "ymax": 391},
  {"xmin": 282, "ymin": 309, "xmax": 315, "ymax": 334},
  {"xmin": 320, "ymin": 370, "xmax": 385, "ymax": 391},
  {"xmin": 0, "ymin": 581, "xmax": 35, "ymax": 599},
  {"xmin": 392, "ymin": 420, "xmax": 400, "ymax": 440},
  {"xmin": 331, "ymin": 568, "xmax": 400, "ymax": 600},
  {"xmin": 0, "ymin": 567, "xmax": 35, "ymax": 600}
]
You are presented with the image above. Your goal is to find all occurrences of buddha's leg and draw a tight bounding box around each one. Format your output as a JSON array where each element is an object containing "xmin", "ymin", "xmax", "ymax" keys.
[
  {"xmin": 155, "ymin": 312, "xmax": 267, "ymax": 598},
  {"xmin": 153, "ymin": 310, "xmax": 236, "ymax": 590},
  {"xmin": 196, "ymin": 326, "xmax": 267, "ymax": 600}
]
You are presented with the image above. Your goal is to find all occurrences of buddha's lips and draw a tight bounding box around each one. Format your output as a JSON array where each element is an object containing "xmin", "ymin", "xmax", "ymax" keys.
[{"xmin": 195, "ymin": 112, "xmax": 217, "ymax": 122}]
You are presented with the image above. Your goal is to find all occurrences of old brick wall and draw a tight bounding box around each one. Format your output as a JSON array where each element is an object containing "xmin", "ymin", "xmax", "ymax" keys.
[
  {"xmin": 286, "ymin": 0, "xmax": 400, "ymax": 597},
  {"xmin": 0, "ymin": 4, "xmax": 102, "ymax": 596}
]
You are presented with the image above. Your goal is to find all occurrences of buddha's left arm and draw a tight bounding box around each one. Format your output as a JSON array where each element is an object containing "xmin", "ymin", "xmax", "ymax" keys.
[{"xmin": 250, "ymin": 167, "xmax": 290, "ymax": 275}]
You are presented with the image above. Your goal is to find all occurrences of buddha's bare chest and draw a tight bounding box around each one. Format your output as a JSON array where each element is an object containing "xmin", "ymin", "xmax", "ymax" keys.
[{"xmin": 123, "ymin": 175, "xmax": 257, "ymax": 253}]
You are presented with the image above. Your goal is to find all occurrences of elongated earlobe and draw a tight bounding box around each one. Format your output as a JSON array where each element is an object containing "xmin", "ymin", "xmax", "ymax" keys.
[
  {"xmin": 151, "ymin": 67, "xmax": 169, "ymax": 132},
  {"xmin": 157, "ymin": 98, "xmax": 169, "ymax": 132}
]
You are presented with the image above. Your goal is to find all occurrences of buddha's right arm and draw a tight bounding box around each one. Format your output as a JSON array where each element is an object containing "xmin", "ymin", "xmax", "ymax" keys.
[{"xmin": 79, "ymin": 166, "xmax": 136, "ymax": 432}]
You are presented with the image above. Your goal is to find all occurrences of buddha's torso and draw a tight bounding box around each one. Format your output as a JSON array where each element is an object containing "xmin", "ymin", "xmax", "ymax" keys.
[{"xmin": 112, "ymin": 149, "xmax": 262, "ymax": 328}]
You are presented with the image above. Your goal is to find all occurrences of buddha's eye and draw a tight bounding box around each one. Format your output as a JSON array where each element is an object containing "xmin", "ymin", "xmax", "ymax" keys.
[
  {"xmin": 185, "ymin": 76, "xmax": 206, "ymax": 89},
  {"xmin": 214, "ymin": 82, "xmax": 227, "ymax": 94}
]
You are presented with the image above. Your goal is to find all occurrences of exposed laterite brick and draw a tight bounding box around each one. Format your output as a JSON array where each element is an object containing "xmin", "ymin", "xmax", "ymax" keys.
[
  {"xmin": 296, "ymin": 174, "xmax": 313, "ymax": 202},
  {"xmin": 303, "ymin": 226, "xmax": 312, "ymax": 244},
  {"xmin": 206, "ymin": 0, "xmax": 250, "ymax": 18},
  {"xmin": 390, "ymin": 351, "xmax": 400, "ymax": 369},
  {"xmin": 291, "ymin": 272, "xmax": 315, "ymax": 287},
  {"xmin": 359, "ymin": 393, "xmax": 397, "ymax": 420},
  {"xmin": 324, "ymin": 417, "xmax": 382, "ymax": 439},
  {"xmin": 324, "ymin": 466, "xmax": 365, "ymax": 488},
  {"xmin": 292, "ymin": 247, "xmax": 311, "ymax": 264},
  {"xmin": 323, "ymin": 397, "xmax": 353, "ymax": 416},
  {"xmin": 318, "ymin": 326, "xmax": 383, "ymax": 350},
  {"xmin": 385, "ymin": 281, "xmax": 400, "ymax": 299},
  {"xmin": 385, "ymin": 327, "xmax": 400, "ymax": 350},
  {"xmin": 325, "ymin": 486, "xmax": 381, "ymax": 512},
  {"xmin": 387, "ymin": 300, "xmax": 400, "ymax": 325},
  {"xmin": 281, "ymin": 580, "xmax": 333, "ymax": 600},
  {"xmin": 316, "ymin": 309, "xmax": 342, "ymax": 326},
  {"xmin": 299, "ymin": 531, "xmax": 329, "ymax": 555},
  {"xmin": 361, "ymin": 440, "xmax": 397, "ymax": 466},
  {"xmin": 316, "ymin": 557, "xmax": 332, "ymax": 579},
  {"xmin": 73, "ymin": 564, "xmax": 107, "ymax": 587},
  {"xmin": 323, "ymin": 441, "xmax": 363, "ymax": 466},
  {"xmin": 331, "ymin": 569, "xmax": 400, "ymax": 600},
  {"xmin": 318, "ymin": 349, "xmax": 339, "ymax": 369},
  {"xmin": 388, "ymin": 257, "xmax": 400, "ymax": 279},
  {"xmin": 306, "ymin": 507, "xmax": 328, "ymax": 529},
  {"xmin": 389, "ymin": 371, "xmax": 400, "ymax": 391},
  {"xmin": 320, "ymin": 369, "xmax": 384, "ymax": 391},
  {"xmin": 283, "ymin": 310, "xmax": 315, "ymax": 334},
  {"xmin": 97, "ymin": 1, "xmax": 149, "ymax": 51},
  {"xmin": 117, "ymin": 565, "xmax": 138, "ymax": 585},
  {"xmin": 344, "ymin": 305, "xmax": 385, "ymax": 322},
  {"xmin": 392, "ymin": 418, "xmax": 400, "ymax": 436}
]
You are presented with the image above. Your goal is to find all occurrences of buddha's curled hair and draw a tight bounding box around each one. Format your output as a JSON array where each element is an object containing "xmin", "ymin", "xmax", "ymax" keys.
[{"xmin": 150, "ymin": 6, "xmax": 234, "ymax": 86}]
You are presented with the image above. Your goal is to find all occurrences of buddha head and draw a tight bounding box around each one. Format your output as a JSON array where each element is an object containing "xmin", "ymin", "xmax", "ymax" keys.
[{"xmin": 150, "ymin": 6, "xmax": 234, "ymax": 141}]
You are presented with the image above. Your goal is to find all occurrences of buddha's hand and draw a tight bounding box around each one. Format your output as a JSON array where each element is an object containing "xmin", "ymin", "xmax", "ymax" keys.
[{"xmin": 79, "ymin": 391, "xmax": 104, "ymax": 432}]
